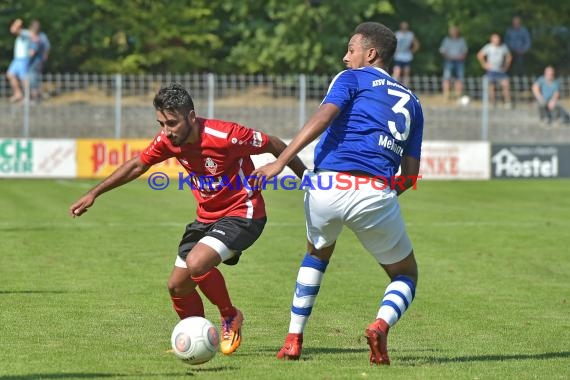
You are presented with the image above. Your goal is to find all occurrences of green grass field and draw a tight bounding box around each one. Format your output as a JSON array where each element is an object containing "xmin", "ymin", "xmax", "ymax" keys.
[{"xmin": 1, "ymin": 179, "xmax": 569, "ymax": 380}]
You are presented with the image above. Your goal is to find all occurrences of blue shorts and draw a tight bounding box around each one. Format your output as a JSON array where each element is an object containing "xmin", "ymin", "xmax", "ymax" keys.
[
  {"xmin": 393, "ymin": 60, "xmax": 412, "ymax": 68},
  {"xmin": 7, "ymin": 58, "xmax": 29, "ymax": 80},
  {"xmin": 443, "ymin": 60, "xmax": 465, "ymax": 80},
  {"xmin": 486, "ymin": 71, "xmax": 509, "ymax": 83}
]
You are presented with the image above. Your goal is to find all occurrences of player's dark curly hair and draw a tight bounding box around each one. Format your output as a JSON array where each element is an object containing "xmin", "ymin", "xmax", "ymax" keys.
[
  {"xmin": 354, "ymin": 22, "xmax": 397, "ymax": 66},
  {"xmin": 153, "ymin": 83, "xmax": 194, "ymax": 116}
]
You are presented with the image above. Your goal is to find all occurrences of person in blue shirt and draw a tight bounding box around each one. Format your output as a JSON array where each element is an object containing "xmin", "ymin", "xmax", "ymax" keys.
[
  {"xmin": 504, "ymin": 16, "xmax": 531, "ymax": 76},
  {"xmin": 532, "ymin": 66, "xmax": 570, "ymax": 126},
  {"xmin": 27, "ymin": 20, "xmax": 51, "ymax": 102},
  {"xmin": 253, "ymin": 22, "xmax": 424, "ymax": 365}
]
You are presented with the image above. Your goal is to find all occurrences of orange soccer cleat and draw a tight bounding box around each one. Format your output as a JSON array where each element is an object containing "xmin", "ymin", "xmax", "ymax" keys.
[{"xmin": 220, "ymin": 308, "xmax": 244, "ymax": 355}]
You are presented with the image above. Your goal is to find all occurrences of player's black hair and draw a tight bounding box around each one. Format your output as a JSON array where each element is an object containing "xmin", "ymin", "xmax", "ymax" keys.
[
  {"xmin": 354, "ymin": 22, "xmax": 397, "ymax": 66},
  {"xmin": 153, "ymin": 83, "xmax": 195, "ymax": 116}
]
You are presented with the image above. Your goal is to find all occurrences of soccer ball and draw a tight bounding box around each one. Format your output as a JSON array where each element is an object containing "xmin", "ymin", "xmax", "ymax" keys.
[
  {"xmin": 458, "ymin": 95, "xmax": 471, "ymax": 107},
  {"xmin": 171, "ymin": 317, "xmax": 219, "ymax": 365}
]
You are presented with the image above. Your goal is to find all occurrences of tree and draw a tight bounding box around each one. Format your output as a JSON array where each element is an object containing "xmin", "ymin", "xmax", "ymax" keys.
[
  {"xmin": 405, "ymin": 0, "xmax": 570, "ymax": 75},
  {"xmin": 223, "ymin": 0, "xmax": 395, "ymax": 74},
  {"xmin": 86, "ymin": 0, "xmax": 223, "ymax": 73},
  {"xmin": 0, "ymin": 0, "xmax": 568, "ymax": 75},
  {"xmin": 0, "ymin": 0, "xmax": 223, "ymax": 74}
]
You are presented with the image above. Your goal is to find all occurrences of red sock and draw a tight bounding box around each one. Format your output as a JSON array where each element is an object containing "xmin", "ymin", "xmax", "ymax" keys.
[
  {"xmin": 171, "ymin": 289, "xmax": 204, "ymax": 319},
  {"xmin": 191, "ymin": 267, "xmax": 236, "ymax": 319}
]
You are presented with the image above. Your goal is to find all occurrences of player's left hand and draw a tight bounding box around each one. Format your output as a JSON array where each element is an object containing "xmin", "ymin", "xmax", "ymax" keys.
[
  {"xmin": 69, "ymin": 193, "xmax": 95, "ymax": 217},
  {"xmin": 251, "ymin": 162, "xmax": 285, "ymax": 189}
]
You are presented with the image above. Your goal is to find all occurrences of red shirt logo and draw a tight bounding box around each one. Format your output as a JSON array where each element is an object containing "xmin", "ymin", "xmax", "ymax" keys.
[{"xmin": 205, "ymin": 157, "xmax": 217, "ymax": 175}]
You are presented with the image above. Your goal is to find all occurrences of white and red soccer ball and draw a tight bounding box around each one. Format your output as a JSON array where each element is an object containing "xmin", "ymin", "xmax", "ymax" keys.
[{"xmin": 171, "ymin": 317, "xmax": 219, "ymax": 365}]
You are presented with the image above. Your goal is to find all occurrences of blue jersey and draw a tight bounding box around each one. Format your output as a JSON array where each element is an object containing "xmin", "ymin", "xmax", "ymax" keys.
[{"xmin": 314, "ymin": 66, "xmax": 424, "ymax": 178}]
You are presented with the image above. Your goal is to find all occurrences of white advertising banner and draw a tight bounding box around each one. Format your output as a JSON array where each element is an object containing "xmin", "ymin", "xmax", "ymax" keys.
[
  {"xmin": 0, "ymin": 139, "xmax": 76, "ymax": 178},
  {"xmin": 0, "ymin": 139, "xmax": 490, "ymax": 180},
  {"xmin": 419, "ymin": 141, "xmax": 490, "ymax": 180}
]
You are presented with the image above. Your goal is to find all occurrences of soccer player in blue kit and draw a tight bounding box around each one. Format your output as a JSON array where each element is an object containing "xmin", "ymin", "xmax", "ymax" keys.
[{"xmin": 253, "ymin": 22, "xmax": 424, "ymax": 365}]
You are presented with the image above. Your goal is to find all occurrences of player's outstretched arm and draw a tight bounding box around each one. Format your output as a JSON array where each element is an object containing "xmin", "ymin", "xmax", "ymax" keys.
[
  {"xmin": 69, "ymin": 156, "xmax": 149, "ymax": 217},
  {"xmin": 397, "ymin": 155, "xmax": 420, "ymax": 196},
  {"xmin": 264, "ymin": 135, "xmax": 307, "ymax": 179},
  {"xmin": 252, "ymin": 103, "xmax": 339, "ymax": 186}
]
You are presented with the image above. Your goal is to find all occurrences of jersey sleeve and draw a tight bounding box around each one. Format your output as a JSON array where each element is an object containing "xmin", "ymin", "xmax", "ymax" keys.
[
  {"xmin": 227, "ymin": 123, "xmax": 269, "ymax": 156},
  {"xmin": 321, "ymin": 70, "xmax": 358, "ymax": 111},
  {"xmin": 139, "ymin": 132, "xmax": 175, "ymax": 166},
  {"xmin": 403, "ymin": 99, "xmax": 424, "ymax": 160}
]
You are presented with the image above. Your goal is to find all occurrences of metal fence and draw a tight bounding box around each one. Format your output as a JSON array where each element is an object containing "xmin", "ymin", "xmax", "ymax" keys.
[{"xmin": 1, "ymin": 73, "xmax": 570, "ymax": 143}]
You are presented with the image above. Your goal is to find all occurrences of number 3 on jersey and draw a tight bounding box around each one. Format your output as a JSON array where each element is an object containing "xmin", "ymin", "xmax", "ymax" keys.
[{"xmin": 386, "ymin": 88, "xmax": 411, "ymax": 141}]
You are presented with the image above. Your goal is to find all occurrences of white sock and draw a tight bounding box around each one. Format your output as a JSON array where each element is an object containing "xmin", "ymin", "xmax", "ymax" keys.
[{"xmin": 288, "ymin": 254, "xmax": 329, "ymax": 334}]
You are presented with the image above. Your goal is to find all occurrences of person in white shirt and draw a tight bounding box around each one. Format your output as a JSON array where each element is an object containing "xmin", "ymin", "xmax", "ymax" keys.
[
  {"xmin": 392, "ymin": 21, "xmax": 420, "ymax": 88},
  {"xmin": 477, "ymin": 33, "xmax": 512, "ymax": 108}
]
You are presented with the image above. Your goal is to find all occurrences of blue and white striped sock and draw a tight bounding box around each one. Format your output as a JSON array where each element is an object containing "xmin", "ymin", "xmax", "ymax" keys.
[
  {"xmin": 288, "ymin": 254, "xmax": 329, "ymax": 334},
  {"xmin": 376, "ymin": 275, "xmax": 416, "ymax": 327}
]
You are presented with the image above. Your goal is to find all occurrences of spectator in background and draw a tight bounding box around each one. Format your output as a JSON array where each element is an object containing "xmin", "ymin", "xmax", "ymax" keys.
[
  {"xmin": 477, "ymin": 33, "xmax": 512, "ymax": 109},
  {"xmin": 27, "ymin": 20, "xmax": 51, "ymax": 102},
  {"xmin": 6, "ymin": 19, "xmax": 30, "ymax": 102},
  {"xmin": 392, "ymin": 21, "xmax": 420, "ymax": 88},
  {"xmin": 504, "ymin": 16, "xmax": 531, "ymax": 76},
  {"xmin": 439, "ymin": 25, "xmax": 468, "ymax": 102},
  {"xmin": 532, "ymin": 66, "xmax": 570, "ymax": 126}
]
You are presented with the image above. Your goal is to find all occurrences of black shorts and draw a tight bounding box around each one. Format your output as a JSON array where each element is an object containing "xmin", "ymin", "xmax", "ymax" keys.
[{"xmin": 178, "ymin": 216, "xmax": 267, "ymax": 265}]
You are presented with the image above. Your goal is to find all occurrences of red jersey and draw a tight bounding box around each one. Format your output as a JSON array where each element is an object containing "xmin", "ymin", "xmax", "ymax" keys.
[{"xmin": 140, "ymin": 118, "xmax": 269, "ymax": 222}]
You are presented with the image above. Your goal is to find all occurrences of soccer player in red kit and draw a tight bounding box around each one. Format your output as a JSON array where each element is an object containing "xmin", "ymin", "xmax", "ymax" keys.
[{"xmin": 69, "ymin": 83, "xmax": 306, "ymax": 355}]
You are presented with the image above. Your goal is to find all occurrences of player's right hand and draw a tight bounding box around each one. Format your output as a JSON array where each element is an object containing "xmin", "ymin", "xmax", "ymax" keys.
[{"xmin": 69, "ymin": 194, "xmax": 95, "ymax": 217}]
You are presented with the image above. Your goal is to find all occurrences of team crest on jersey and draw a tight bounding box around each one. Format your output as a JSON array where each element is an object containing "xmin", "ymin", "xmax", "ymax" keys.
[{"xmin": 205, "ymin": 157, "xmax": 217, "ymax": 174}]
